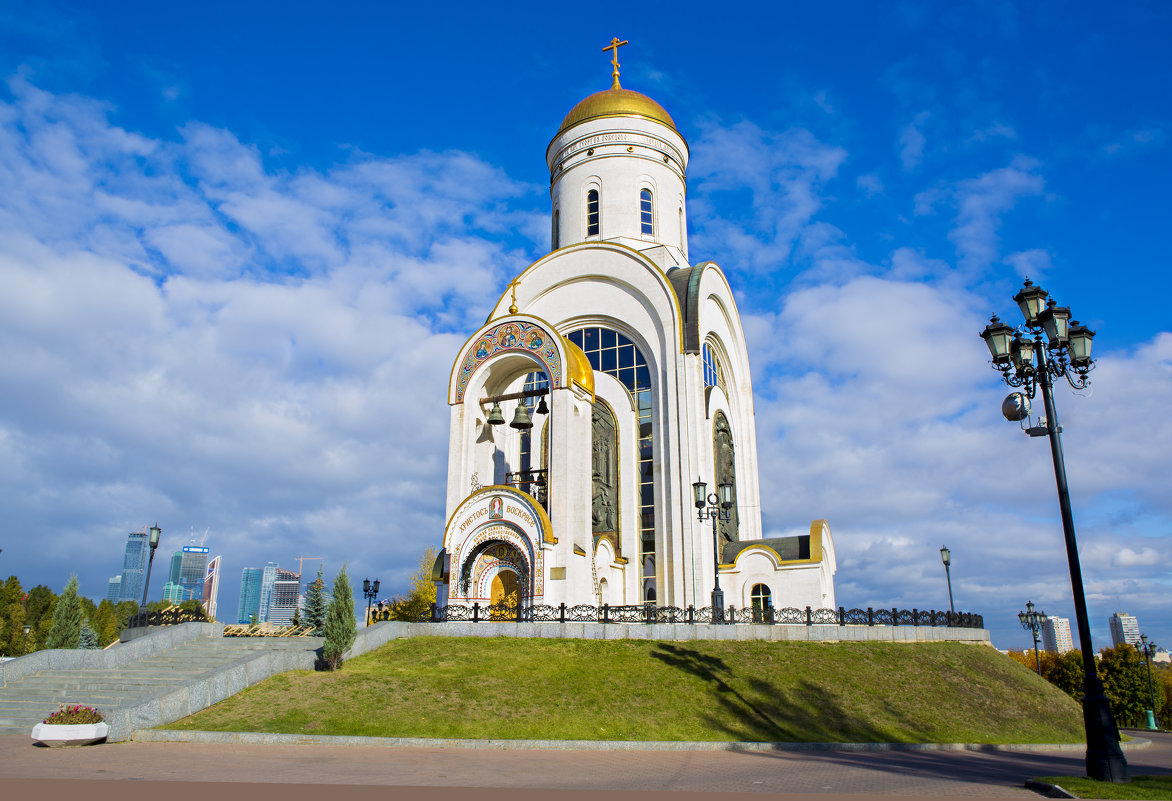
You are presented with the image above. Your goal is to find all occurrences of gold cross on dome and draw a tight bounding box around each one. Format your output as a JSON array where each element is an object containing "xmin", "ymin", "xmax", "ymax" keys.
[
  {"xmin": 507, "ymin": 276, "xmax": 522, "ymax": 314},
  {"xmin": 603, "ymin": 37, "xmax": 628, "ymax": 87}
]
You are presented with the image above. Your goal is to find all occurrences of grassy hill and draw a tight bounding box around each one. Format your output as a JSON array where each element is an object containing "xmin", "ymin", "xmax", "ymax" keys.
[{"xmin": 163, "ymin": 637, "xmax": 1086, "ymax": 743}]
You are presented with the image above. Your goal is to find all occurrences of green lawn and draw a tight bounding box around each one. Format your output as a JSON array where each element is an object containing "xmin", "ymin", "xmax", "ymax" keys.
[
  {"xmin": 163, "ymin": 637, "xmax": 1086, "ymax": 743},
  {"xmin": 1034, "ymin": 775, "xmax": 1172, "ymax": 800}
]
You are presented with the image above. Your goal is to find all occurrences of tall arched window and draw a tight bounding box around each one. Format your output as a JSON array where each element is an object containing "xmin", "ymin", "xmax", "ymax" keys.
[
  {"xmin": 552, "ymin": 210, "xmax": 559, "ymax": 249},
  {"xmin": 568, "ymin": 327, "xmax": 654, "ymax": 603},
  {"xmin": 640, "ymin": 189, "xmax": 654, "ymax": 235},
  {"xmin": 586, "ymin": 190, "xmax": 600, "ymax": 236}
]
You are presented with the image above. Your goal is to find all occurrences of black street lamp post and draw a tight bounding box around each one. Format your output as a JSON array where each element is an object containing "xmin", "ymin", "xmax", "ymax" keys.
[
  {"xmin": 140, "ymin": 524, "xmax": 162, "ymax": 609},
  {"xmin": 22, "ymin": 624, "xmax": 30, "ymax": 655},
  {"xmin": 981, "ymin": 279, "xmax": 1127, "ymax": 782},
  {"xmin": 1018, "ymin": 600, "xmax": 1046, "ymax": 676},
  {"xmin": 693, "ymin": 478, "xmax": 734, "ymax": 622},
  {"xmin": 362, "ymin": 578, "xmax": 380, "ymax": 624},
  {"xmin": 1136, "ymin": 635, "xmax": 1160, "ymax": 730},
  {"xmin": 940, "ymin": 546, "xmax": 955, "ymax": 616}
]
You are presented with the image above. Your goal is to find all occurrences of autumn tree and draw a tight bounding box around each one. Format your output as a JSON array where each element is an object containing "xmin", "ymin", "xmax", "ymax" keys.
[
  {"xmin": 1099, "ymin": 643, "xmax": 1151, "ymax": 727},
  {"xmin": 388, "ymin": 547, "xmax": 438, "ymax": 622}
]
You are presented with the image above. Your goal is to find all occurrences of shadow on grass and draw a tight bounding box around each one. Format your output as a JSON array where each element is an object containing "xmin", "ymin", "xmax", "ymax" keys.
[{"xmin": 650, "ymin": 642, "xmax": 933, "ymax": 744}]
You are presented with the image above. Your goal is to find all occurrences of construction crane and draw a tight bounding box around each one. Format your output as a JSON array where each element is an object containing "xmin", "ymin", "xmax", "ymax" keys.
[{"xmin": 294, "ymin": 556, "xmax": 323, "ymax": 578}]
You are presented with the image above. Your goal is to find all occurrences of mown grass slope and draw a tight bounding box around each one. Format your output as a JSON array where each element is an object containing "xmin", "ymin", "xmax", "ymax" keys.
[{"xmin": 164, "ymin": 637, "xmax": 1085, "ymax": 743}]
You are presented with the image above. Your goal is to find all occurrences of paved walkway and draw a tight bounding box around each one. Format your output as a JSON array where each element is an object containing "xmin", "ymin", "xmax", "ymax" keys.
[{"xmin": 2, "ymin": 730, "xmax": 1169, "ymax": 799}]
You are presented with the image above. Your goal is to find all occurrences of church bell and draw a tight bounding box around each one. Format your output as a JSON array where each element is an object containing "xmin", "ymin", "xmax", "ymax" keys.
[
  {"xmin": 486, "ymin": 402, "xmax": 505, "ymax": 426},
  {"xmin": 510, "ymin": 402, "xmax": 533, "ymax": 430},
  {"xmin": 535, "ymin": 396, "xmax": 549, "ymax": 415}
]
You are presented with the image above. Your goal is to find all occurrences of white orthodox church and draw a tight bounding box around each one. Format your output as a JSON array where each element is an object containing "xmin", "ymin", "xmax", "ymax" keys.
[{"xmin": 433, "ymin": 44, "xmax": 836, "ymax": 616}]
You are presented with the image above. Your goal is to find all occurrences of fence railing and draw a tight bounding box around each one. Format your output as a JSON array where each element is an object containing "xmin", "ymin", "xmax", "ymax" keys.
[
  {"xmin": 413, "ymin": 603, "xmax": 983, "ymax": 628},
  {"xmin": 124, "ymin": 607, "xmax": 211, "ymax": 630}
]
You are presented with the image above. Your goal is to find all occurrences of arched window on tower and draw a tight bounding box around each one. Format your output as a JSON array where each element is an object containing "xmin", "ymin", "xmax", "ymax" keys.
[
  {"xmin": 640, "ymin": 189, "xmax": 654, "ymax": 236},
  {"xmin": 586, "ymin": 189, "xmax": 600, "ymax": 237},
  {"xmin": 515, "ymin": 371, "xmax": 549, "ymax": 508},
  {"xmin": 703, "ymin": 343, "xmax": 727, "ymax": 395},
  {"xmin": 552, "ymin": 210, "xmax": 559, "ymax": 249}
]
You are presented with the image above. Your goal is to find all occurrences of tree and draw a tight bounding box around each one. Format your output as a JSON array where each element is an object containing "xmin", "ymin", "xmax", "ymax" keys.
[
  {"xmin": 321, "ymin": 566, "xmax": 356, "ymax": 671},
  {"xmin": 46, "ymin": 576, "xmax": 84, "ymax": 649},
  {"xmin": 78, "ymin": 622, "xmax": 99, "ymax": 649},
  {"xmin": 388, "ymin": 547, "xmax": 438, "ymax": 622},
  {"xmin": 1041, "ymin": 650, "xmax": 1085, "ymax": 700},
  {"xmin": 303, "ymin": 567, "xmax": 328, "ymax": 634},
  {"xmin": 1099, "ymin": 643, "xmax": 1150, "ymax": 728}
]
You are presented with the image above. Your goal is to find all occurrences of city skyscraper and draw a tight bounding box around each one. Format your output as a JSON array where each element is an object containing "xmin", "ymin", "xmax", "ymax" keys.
[
  {"xmin": 202, "ymin": 556, "xmax": 221, "ymax": 620},
  {"xmin": 1109, "ymin": 612, "xmax": 1140, "ymax": 647},
  {"xmin": 105, "ymin": 576, "xmax": 122, "ymax": 602},
  {"xmin": 237, "ymin": 567, "xmax": 262, "ymax": 624},
  {"xmin": 176, "ymin": 546, "xmax": 210, "ymax": 601},
  {"xmin": 114, "ymin": 527, "xmax": 149, "ymax": 603},
  {"xmin": 1042, "ymin": 616, "xmax": 1074, "ymax": 654},
  {"xmin": 257, "ymin": 562, "xmax": 278, "ymax": 623}
]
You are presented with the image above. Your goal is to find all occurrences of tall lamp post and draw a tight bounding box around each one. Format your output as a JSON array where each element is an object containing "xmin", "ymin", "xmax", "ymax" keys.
[
  {"xmin": 1136, "ymin": 635, "xmax": 1160, "ymax": 730},
  {"xmin": 1018, "ymin": 600, "xmax": 1046, "ymax": 676},
  {"xmin": 140, "ymin": 524, "xmax": 162, "ymax": 609},
  {"xmin": 693, "ymin": 478, "xmax": 734, "ymax": 622},
  {"xmin": 981, "ymin": 279, "xmax": 1127, "ymax": 782},
  {"xmin": 22, "ymin": 624, "xmax": 30, "ymax": 655},
  {"xmin": 940, "ymin": 546, "xmax": 955, "ymax": 616},
  {"xmin": 362, "ymin": 578, "xmax": 380, "ymax": 625}
]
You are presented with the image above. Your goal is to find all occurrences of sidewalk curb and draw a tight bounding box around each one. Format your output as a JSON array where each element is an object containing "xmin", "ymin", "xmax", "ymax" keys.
[
  {"xmin": 131, "ymin": 729, "xmax": 1152, "ymax": 752},
  {"xmin": 1023, "ymin": 779, "xmax": 1077, "ymax": 798}
]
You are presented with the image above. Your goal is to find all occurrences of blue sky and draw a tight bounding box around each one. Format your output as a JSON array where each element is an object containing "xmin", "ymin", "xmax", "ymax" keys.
[{"xmin": 0, "ymin": 1, "xmax": 1168, "ymax": 651}]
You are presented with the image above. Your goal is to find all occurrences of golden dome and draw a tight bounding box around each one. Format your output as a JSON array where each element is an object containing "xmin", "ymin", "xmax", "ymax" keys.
[{"xmin": 557, "ymin": 78, "xmax": 678, "ymax": 137}]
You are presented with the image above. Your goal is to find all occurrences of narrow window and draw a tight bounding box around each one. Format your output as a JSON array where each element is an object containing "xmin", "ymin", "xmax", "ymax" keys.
[
  {"xmin": 751, "ymin": 584, "xmax": 773, "ymax": 622},
  {"xmin": 552, "ymin": 210, "xmax": 559, "ymax": 249},
  {"xmin": 586, "ymin": 190, "xmax": 599, "ymax": 236},
  {"xmin": 640, "ymin": 189, "xmax": 653, "ymax": 235}
]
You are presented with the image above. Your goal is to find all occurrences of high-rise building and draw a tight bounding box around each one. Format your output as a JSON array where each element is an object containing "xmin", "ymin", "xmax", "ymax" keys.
[
  {"xmin": 202, "ymin": 556, "xmax": 221, "ymax": 620},
  {"xmin": 167, "ymin": 551, "xmax": 184, "ymax": 585},
  {"xmin": 176, "ymin": 546, "xmax": 210, "ymax": 601},
  {"xmin": 266, "ymin": 569, "xmax": 301, "ymax": 626},
  {"xmin": 161, "ymin": 582, "xmax": 186, "ymax": 603},
  {"xmin": 1042, "ymin": 616, "xmax": 1074, "ymax": 654},
  {"xmin": 115, "ymin": 528, "xmax": 150, "ymax": 603},
  {"xmin": 106, "ymin": 576, "xmax": 122, "ymax": 603},
  {"xmin": 237, "ymin": 567, "xmax": 263, "ymax": 624},
  {"xmin": 1109, "ymin": 612, "xmax": 1140, "ymax": 647},
  {"xmin": 257, "ymin": 562, "xmax": 279, "ymax": 623}
]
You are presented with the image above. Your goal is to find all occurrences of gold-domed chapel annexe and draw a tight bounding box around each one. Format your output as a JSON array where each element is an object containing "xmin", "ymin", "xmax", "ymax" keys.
[{"xmin": 432, "ymin": 43, "xmax": 836, "ymax": 617}]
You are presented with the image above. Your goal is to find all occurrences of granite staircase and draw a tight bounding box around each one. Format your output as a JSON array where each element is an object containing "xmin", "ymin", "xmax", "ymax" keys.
[{"xmin": 0, "ymin": 624, "xmax": 322, "ymax": 741}]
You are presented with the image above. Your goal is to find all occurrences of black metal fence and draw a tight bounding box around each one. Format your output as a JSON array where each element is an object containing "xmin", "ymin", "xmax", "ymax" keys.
[
  {"xmin": 125, "ymin": 606, "xmax": 211, "ymax": 630},
  {"xmin": 415, "ymin": 603, "xmax": 983, "ymax": 628}
]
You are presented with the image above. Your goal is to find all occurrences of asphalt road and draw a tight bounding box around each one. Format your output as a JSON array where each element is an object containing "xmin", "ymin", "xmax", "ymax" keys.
[{"xmin": 2, "ymin": 730, "xmax": 1169, "ymax": 800}]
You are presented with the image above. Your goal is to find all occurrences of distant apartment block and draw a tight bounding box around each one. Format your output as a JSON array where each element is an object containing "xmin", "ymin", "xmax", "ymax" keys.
[
  {"xmin": 1109, "ymin": 612, "xmax": 1140, "ymax": 647},
  {"xmin": 1041, "ymin": 616, "xmax": 1074, "ymax": 654},
  {"xmin": 266, "ymin": 568, "xmax": 302, "ymax": 626}
]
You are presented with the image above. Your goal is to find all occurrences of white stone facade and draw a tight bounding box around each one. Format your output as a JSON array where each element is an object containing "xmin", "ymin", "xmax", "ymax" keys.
[{"xmin": 434, "ymin": 73, "xmax": 835, "ymax": 616}]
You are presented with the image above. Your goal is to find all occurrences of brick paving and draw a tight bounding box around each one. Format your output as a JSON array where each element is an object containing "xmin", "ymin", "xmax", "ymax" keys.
[{"xmin": 2, "ymin": 730, "xmax": 1169, "ymax": 798}]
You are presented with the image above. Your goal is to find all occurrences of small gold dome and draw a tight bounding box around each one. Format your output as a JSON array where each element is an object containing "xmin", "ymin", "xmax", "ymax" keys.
[{"xmin": 557, "ymin": 79, "xmax": 678, "ymax": 137}]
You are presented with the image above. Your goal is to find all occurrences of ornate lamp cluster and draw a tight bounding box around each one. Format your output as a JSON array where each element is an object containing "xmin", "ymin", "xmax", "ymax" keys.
[
  {"xmin": 1017, "ymin": 600, "xmax": 1046, "ymax": 676},
  {"xmin": 693, "ymin": 478, "xmax": 734, "ymax": 622},
  {"xmin": 980, "ymin": 278, "xmax": 1127, "ymax": 783},
  {"xmin": 980, "ymin": 278, "xmax": 1096, "ymax": 399}
]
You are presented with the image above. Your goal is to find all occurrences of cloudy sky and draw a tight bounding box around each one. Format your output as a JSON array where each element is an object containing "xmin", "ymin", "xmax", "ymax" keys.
[{"xmin": 1, "ymin": 1, "xmax": 1168, "ymax": 650}]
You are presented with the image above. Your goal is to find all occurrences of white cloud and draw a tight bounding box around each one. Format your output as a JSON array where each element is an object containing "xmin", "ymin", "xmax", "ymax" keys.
[{"xmin": 899, "ymin": 111, "xmax": 930, "ymax": 170}]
